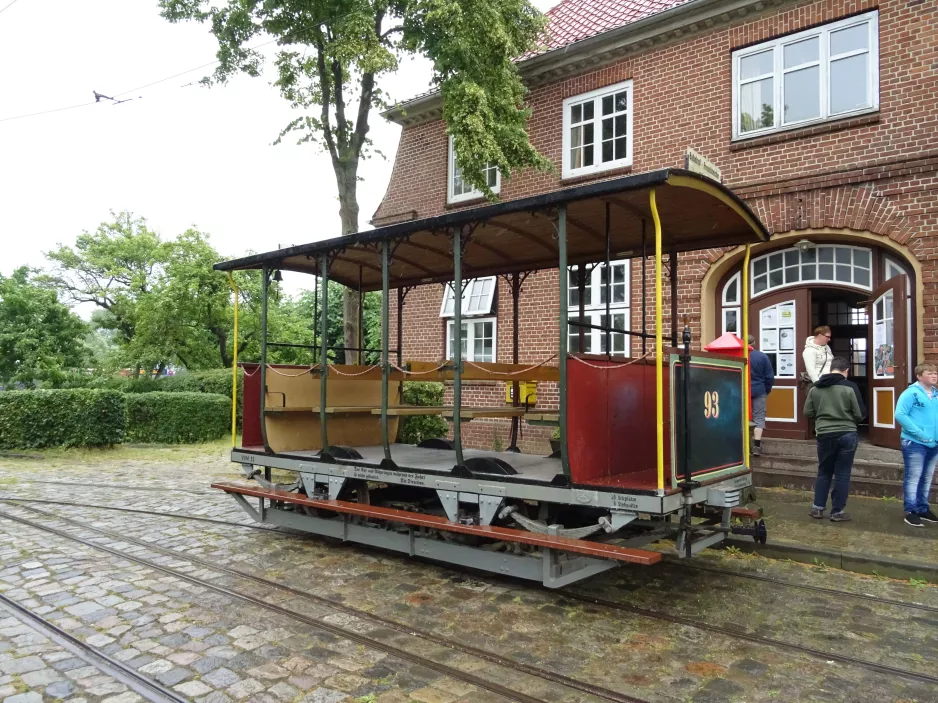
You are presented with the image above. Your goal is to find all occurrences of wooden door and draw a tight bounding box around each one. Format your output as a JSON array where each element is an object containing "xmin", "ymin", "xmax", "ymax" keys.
[
  {"xmin": 868, "ymin": 275, "xmax": 908, "ymax": 449},
  {"xmin": 750, "ymin": 289, "xmax": 810, "ymax": 439}
]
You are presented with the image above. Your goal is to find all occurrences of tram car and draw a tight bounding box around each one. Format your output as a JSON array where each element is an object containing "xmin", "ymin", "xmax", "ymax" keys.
[{"xmin": 213, "ymin": 169, "xmax": 768, "ymax": 587}]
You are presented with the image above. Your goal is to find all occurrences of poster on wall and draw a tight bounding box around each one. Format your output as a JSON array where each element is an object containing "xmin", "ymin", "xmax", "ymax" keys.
[
  {"xmin": 873, "ymin": 321, "xmax": 894, "ymax": 378},
  {"xmin": 779, "ymin": 303, "xmax": 794, "ymax": 323},
  {"xmin": 761, "ymin": 308, "xmax": 777, "ymax": 328},
  {"xmin": 779, "ymin": 328, "xmax": 794, "ymax": 351},
  {"xmin": 778, "ymin": 353, "xmax": 795, "ymax": 376},
  {"xmin": 762, "ymin": 329, "xmax": 779, "ymax": 352}
]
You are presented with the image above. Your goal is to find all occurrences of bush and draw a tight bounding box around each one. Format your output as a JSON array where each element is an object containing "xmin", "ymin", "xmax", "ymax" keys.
[
  {"xmin": 397, "ymin": 382, "xmax": 449, "ymax": 445},
  {"xmin": 111, "ymin": 369, "xmax": 243, "ymax": 425},
  {"xmin": 125, "ymin": 392, "xmax": 230, "ymax": 444},
  {"xmin": 0, "ymin": 389, "xmax": 125, "ymax": 449}
]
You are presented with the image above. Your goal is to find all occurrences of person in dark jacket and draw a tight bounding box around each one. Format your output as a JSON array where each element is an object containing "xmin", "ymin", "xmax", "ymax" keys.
[
  {"xmin": 804, "ymin": 357, "xmax": 866, "ymax": 521},
  {"xmin": 748, "ymin": 335, "xmax": 774, "ymax": 456}
]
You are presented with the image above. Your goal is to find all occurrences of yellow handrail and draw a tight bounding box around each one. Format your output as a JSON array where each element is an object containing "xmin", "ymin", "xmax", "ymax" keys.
[
  {"xmin": 227, "ymin": 272, "xmax": 239, "ymax": 448},
  {"xmin": 651, "ymin": 188, "xmax": 664, "ymax": 492},
  {"xmin": 741, "ymin": 244, "xmax": 751, "ymax": 462}
]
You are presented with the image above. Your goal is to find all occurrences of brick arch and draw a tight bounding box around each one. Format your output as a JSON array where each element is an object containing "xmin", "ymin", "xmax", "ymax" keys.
[{"xmin": 742, "ymin": 184, "xmax": 915, "ymax": 245}]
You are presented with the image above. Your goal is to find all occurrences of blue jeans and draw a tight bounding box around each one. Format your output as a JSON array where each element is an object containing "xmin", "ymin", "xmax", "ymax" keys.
[
  {"xmin": 901, "ymin": 439, "xmax": 938, "ymax": 514},
  {"xmin": 813, "ymin": 431, "xmax": 858, "ymax": 513}
]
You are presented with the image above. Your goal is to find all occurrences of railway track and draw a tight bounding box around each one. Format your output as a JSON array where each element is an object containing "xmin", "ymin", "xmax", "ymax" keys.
[
  {"xmin": 4, "ymin": 500, "xmax": 938, "ymax": 689},
  {"xmin": 12, "ymin": 479, "xmax": 212, "ymax": 495},
  {"xmin": 6, "ymin": 496, "xmax": 938, "ymax": 616},
  {"xmin": 0, "ymin": 504, "xmax": 648, "ymax": 703},
  {"xmin": 0, "ymin": 591, "xmax": 190, "ymax": 703}
]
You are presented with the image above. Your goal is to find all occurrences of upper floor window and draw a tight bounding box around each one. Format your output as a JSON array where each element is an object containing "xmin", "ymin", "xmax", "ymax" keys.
[
  {"xmin": 440, "ymin": 276, "xmax": 496, "ymax": 318},
  {"xmin": 562, "ymin": 81, "xmax": 633, "ymax": 180},
  {"xmin": 448, "ymin": 136, "xmax": 499, "ymax": 204},
  {"xmin": 731, "ymin": 11, "xmax": 879, "ymax": 140},
  {"xmin": 567, "ymin": 260, "xmax": 631, "ymax": 357}
]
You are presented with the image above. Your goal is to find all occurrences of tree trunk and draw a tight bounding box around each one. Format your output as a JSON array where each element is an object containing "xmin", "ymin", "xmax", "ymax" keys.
[{"xmin": 336, "ymin": 162, "xmax": 361, "ymax": 365}]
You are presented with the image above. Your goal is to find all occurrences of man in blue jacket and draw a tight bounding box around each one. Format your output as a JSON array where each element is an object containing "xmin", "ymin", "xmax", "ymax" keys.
[
  {"xmin": 895, "ymin": 363, "xmax": 938, "ymax": 527},
  {"xmin": 748, "ymin": 335, "xmax": 774, "ymax": 456}
]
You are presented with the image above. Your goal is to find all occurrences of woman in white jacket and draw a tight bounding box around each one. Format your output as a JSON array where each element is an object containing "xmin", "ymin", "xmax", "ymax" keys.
[{"xmin": 803, "ymin": 326, "xmax": 834, "ymax": 382}]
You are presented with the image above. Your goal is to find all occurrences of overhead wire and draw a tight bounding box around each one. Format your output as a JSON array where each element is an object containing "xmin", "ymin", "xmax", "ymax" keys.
[
  {"xmin": 0, "ymin": 0, "xmax": 22, "ymax": 17},
  {"xmin": 0, "ymin": 38, "xmax": 280, "ymax": 124}
]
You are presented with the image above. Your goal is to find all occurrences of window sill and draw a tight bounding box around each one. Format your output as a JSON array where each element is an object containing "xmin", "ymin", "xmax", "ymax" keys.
[
  {"xmin": 560, "ymin": 165, "xmax": 633, "ymax": 187},
  {"xmin": 445, "ymin": 194, "xmax": 498, "ymax": 209},
  {"xmin": 729, "ymin": 112, "xmax": 880, "ymax": 152}
]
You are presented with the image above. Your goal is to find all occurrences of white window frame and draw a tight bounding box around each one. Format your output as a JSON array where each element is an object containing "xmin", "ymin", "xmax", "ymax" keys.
[
  {"xmin": 722, "ymin": 272, "xmax": 741, "ymax": 335},
  {"xmin": 566, "ymin": 260, "xmax": 631, "ymax": 357},
  {"xmin": 750, "ymin": 244, "xmax": 872, "ymax": 298},
  {"xmin": 440, "ymin": 276, "xmax": 496, "ymax": 318},
  {"xmin": 447, "ymin": 136, "xmax": 500, "ymax": 204},
  {"xmin": 561, "ymin": 80, "xmax": 634, "ymax": 180},
  {"xmin": 731, "ymin": 11, "xmax": 879, "ymax": 141},
  {"xmin": 446, "ymin": 317, "xmax": 497, "ymax": 363}
]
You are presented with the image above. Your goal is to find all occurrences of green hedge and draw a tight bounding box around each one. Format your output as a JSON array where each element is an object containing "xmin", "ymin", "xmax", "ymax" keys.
[
  {"xmin": 125, "ymin": 392, "xmax": 230, "ymax": 444},
  {"xmin": 111, "ymin": 369, "xmax": 243, "ymax": 427},
  {"xmin": 0, "ymin": 389, "xmax": 125, "ymax": 449},
  {"xmin": 398, "ymin": 382, "xmax": 449, "ymax": 445}
]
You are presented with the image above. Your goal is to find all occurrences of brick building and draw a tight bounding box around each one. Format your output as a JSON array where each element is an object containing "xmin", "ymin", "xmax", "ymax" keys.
[{"xmin": 372, "ymin": 0, "xmax": 938, "ymax": 452}]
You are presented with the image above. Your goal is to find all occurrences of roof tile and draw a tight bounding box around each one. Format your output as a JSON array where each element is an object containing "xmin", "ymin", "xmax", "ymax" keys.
[{"xmin": 537, "ymin": 0, "xmax": 691, "ymax": 53}]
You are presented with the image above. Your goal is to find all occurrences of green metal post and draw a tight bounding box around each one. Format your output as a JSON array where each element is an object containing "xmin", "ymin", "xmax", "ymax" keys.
[
  {"xmin": 381, "ymin": 242, "xmax": 392, "ymax": 463},
  {"xmin": 453, "ymin": 227, "xmax": 465, "ymax": 468},
  {"xmin": 319, "ymin": 257, "xmax": 330, "ymax": 454},
  {"xmin": 259, "ymin": 267, "xmax": 271, "ymax": 453},
  {"xmin": 558, "ymin": 206, "xmax": 570, "ymax": 477}
]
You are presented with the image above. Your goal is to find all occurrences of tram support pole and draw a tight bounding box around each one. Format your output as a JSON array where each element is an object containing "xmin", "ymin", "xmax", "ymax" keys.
[
  {"xmin": 508, "ymin": 272, "xmax": 522, "ymax": 453},
  {"xmin": 259, "ymin": 267, "xmax": 271, "ymax": 454},
  {"xmin": 226, "ymin": 273, "xmax": 239, "ymax": 448},
  {"xmin": 650, "ymin": 190, "xmax": 664, "ymax": 493},
  {"xmin": 357, "ymin": 265, "xmax": 364, "ymax": 364},
  {"xmin": 558, "ymin": 206, "xmax": 571, "ymax": 477},
  {"xmin": 453, "ymin": 227, "xmax": 465, "ymax": 470},
  {"xmin": 319, "ymin": 257, "xmax": 330, "ymax": 455},
  {"xmin": 641, "ymin": 220, "xmax": 647, "ymax": 355},
  {"xmin": 742, "ymin": 244, "xmax": 752, "ymax": 463},
  {"xmin": 670, "ymin": 249, "xmax": 679, "ymax": 348},
  {"xmin": 380, "ymin": 242, "xmax": 393, "ymax": 465},
  {"xmin": 605, "ymin": 202, "xmax": 611, "ymax": 356}
]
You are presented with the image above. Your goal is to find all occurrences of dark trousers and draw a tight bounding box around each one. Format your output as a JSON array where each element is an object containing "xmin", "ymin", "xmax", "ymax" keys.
[{"xmin": 812, "ymin": 431, "xmax": 858, "ymax": 513}]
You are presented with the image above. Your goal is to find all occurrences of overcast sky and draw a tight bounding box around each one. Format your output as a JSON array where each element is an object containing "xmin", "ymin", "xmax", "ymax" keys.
[{"xmin": 0, "ymin": 0, "xmax": 558, "ymax": 309}]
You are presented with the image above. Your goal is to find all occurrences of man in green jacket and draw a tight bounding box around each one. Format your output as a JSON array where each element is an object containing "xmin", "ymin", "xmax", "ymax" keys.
[{"xmin": 803, "ymin": 357, "xmax": 866, "ymax": 522}]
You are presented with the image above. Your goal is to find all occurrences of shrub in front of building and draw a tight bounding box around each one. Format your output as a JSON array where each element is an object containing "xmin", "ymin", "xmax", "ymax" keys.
[
  {"xmin": 0, "ymin": 389, "xmax": 126, "ymax": 449},
  {"xmin": 398, "ymin": 382, "xmax": 448, "ymax": 444},
  {"xmin": 125, "ymin": 392, "xmax": 229, "ymax": 444}
]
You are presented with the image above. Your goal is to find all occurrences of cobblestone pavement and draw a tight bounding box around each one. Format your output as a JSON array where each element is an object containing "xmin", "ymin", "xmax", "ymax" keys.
[{"xmin": 1, "ymin": 447, "xmax": 937, "ymax": 703}]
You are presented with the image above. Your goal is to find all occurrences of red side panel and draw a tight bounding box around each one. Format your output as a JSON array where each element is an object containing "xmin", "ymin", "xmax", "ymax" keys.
[
  {"xmin": 566, "ymin": 358, "xmax": 670, "ymax": 486},
  {"xmin": 240, "ymin": 364, "xmax": 263, "ymax": 448}
]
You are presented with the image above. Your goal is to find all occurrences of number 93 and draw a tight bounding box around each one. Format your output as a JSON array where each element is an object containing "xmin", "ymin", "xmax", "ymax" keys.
[{"xmin": 704, "ymin": 391, "xmax": 720, "ymax": 419}]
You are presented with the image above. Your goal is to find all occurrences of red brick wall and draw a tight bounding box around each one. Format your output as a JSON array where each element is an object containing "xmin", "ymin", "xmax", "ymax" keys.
[{"xmin": 378, "ymin": 0, "xmax": 938, "ymax": 449}]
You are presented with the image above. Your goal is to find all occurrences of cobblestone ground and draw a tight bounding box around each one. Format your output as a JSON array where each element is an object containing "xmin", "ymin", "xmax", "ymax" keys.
[{"xmin": 1, "ymin": 445, "xmax": 937, "ymax": 703}]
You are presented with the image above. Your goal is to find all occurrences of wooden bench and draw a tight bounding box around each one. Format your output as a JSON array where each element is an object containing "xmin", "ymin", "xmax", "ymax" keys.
[
  {"xmin": 406, "ymin": 360, "xmax": 560, "ymax": 382},
  {"xmin": 524, "ymin": 412, "xmax": 559, "ymax": 426}
]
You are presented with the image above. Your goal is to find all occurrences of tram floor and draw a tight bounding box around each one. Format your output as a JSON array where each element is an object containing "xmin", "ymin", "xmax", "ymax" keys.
[{"xmin": 1, "ymin": 444, "xmax": 937, "ymax": 703}]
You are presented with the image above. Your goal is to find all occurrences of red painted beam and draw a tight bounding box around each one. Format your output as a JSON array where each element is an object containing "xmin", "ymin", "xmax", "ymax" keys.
[{"xmin": 212, "ymin": 481, "xmax": 662, "ymax": 566}]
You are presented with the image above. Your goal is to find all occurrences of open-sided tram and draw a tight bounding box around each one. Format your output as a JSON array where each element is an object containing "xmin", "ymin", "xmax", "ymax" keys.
[{"xmin": 213, "ymin": 169, "xmax": 769, "ymax": 587}]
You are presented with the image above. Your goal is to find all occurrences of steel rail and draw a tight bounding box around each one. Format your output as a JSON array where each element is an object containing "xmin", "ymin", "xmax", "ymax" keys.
[
  {"xmin": 15, "ymin": 479, "xmax": 210, "ymax": 495},
  {"xmin": 0, "ymin": 591, "xmax": 190, "ymax": 703},
  {"xmin": 0, "ymin": 505, "xmax": 648, "ymax": 703},
  {"xmin": 8, "ymin": 497, "xmax": 938, "ymax": 616}
]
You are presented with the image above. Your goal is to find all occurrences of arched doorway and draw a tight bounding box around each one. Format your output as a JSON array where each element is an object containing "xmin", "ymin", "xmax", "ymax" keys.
[{"xmin": 715, "ymin": 239, "xmax": 915, "ymax": 448}]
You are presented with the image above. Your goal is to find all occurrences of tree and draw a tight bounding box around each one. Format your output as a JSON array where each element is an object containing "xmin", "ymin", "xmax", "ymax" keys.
[
  {"xmin": 0, "ymin": 267, "xmax": 88, "ymax": 386},
  {"xmin": 46, "ymin": 212, "xmax": 264, "ymax": 372},
  {"xmin": 45, "ymin": 212, "xmax": 169, "ymax": 357},
  {"xmin": 158, "ymin": 0, "xmax": 551, "ymax": 362}
]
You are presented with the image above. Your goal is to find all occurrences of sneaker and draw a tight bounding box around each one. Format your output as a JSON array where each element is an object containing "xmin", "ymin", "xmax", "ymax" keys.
[
  {"xmin": 829, "ymin": 511, "xmax": 851, "ymax": 522},
  {"xmin": 905, "ymin": 512, "xmax": 924, "ymax": 527},
  {"xmin": 751, "ymin": 445, "xmax": 762, "ymax": 456},
  {"xmin": 809, "ymin": 507, "xmax": 824, "ymax": 519},
  {"xmin": 919, "ymin": 509, "xmax": 938, "ymax": 524}
]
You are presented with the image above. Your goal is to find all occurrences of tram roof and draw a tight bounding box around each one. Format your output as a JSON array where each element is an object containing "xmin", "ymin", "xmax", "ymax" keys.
[{"xmin": 215, "ymin": 168, "xmax": 768, "ymax": 291}]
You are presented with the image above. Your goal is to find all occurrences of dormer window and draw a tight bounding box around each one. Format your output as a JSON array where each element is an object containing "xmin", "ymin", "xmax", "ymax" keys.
[{"xmin": 561, "ymin": 80, "xmax": 633, "ymax": 180}]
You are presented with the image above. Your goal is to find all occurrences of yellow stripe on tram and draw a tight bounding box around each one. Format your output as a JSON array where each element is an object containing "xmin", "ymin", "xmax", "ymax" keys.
[{"xmin": 650, "ymin": 188, "xmax": 664, "ymax": 493}]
